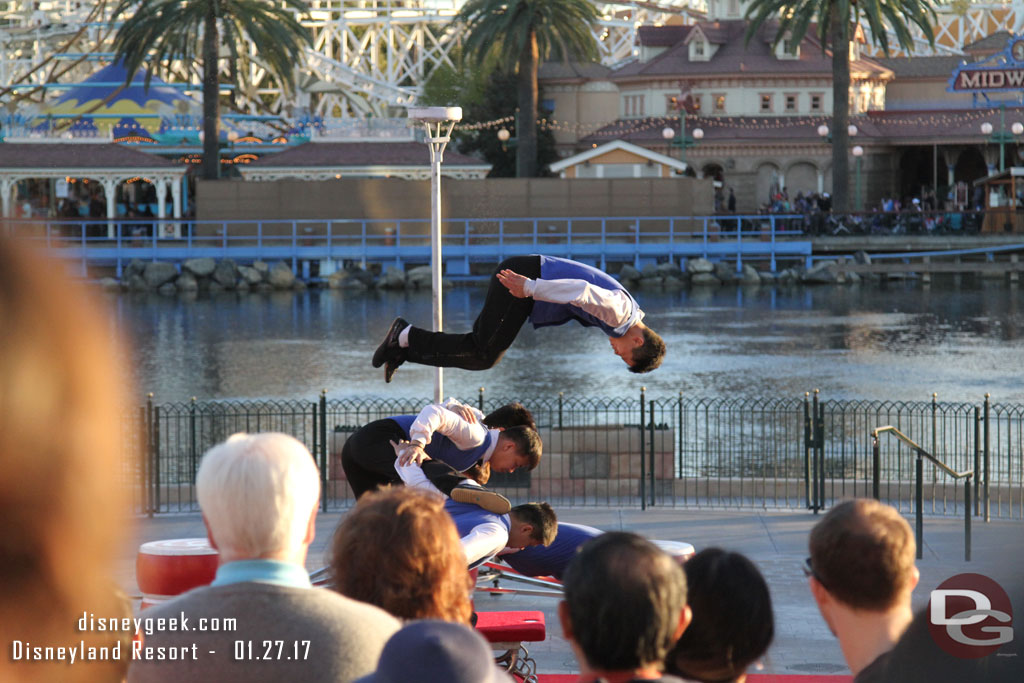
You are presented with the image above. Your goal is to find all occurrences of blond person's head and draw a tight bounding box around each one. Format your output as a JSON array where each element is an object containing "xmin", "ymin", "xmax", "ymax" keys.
[
  {"xmin": 330, "ymin": 487, "xmax": 472, "ymax": 624},
  {"xmin": 0, "ymin": 238, "xmax": 131, "ymax": 682},
  {"xmin": 197, "ymin": 432, "xmax": 321, "ymax": 561}
]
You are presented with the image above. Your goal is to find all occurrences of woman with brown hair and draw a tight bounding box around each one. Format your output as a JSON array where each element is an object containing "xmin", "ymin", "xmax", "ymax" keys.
[
  {"xmin": 330, "ymin": 487, "xmax": 473, "ymax": 624},
  {"xmin": 0, "ymin": 237, "xmax": 133, "ymax": 683}
]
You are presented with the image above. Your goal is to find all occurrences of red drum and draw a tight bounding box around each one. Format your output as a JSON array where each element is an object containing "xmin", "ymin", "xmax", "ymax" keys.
[
  {"xmin": 136, "ymin": 538, "xmax": 219, "ymax": 607},
  {"xmin": 652, "ymin": 539, "xmax": 696, "ymax": 565}
]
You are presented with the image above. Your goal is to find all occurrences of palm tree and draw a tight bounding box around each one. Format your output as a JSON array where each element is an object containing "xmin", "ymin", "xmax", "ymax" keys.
[
  {"xmin": 111, "ymin": 0, "xmax": 312, "ymax": 180},
  {"xmin": 745, "ymin": 0, "xmax": 938, "ymax": 213},
  {"xmin": 457, "ymin": 0, "xmax": 600, "ymax": 177}
]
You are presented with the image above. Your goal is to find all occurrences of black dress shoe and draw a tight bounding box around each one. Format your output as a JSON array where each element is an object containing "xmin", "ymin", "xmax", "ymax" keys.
[
  {"xmin": 372, "ymin": 317, "xmax": 409, "ymax": 368},
  {"xmin": 384, "ymin": 352, "xmax": 405, "ymax": 383}
]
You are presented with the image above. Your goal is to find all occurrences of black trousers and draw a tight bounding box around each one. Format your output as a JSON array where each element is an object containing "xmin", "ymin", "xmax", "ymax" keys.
[
  {"xmin": 405, "ymin": 255, "xmax": 541, "ymax": 370},
  {"xmin": 340, "ymin": 418, "xmax": 467, "ymax": 498}
]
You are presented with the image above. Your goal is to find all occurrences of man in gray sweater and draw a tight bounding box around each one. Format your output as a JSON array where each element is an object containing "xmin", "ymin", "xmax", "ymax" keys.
[{"xmin": 128, "ymin": 433, "xmax": 400, "ymax": 683}]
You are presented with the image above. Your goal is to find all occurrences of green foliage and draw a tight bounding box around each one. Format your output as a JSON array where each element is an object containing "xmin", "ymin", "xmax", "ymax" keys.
[
  {"xmin": 457, "ymin": 0, "xmax": 601, "ymax": 67},
  {"xmin": 453, "ymin": 70, "xmax": 558, "ymax": 177},
  {"xmin": 111, "ymin": 0, "xmax": 313, "ymax": 92},
  {"xmin": 743, "ymin": 0, "xmax": 938, "ymax": 55}
]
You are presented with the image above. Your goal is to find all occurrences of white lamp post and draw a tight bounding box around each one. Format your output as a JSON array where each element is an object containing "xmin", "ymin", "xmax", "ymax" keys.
[
  {"xmin": 852, "ymin": 145, "xmax": 864, "ymax": 210},
  {"xmin": 407, "ymin": 106, "xmax": 462, "ymax": 402}
]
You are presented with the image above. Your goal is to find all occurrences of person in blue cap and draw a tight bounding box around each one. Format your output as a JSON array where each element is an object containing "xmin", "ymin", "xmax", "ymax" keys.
[{"xmin": 372, "ymin": 255, "xmax": 665, "ymax": 382}]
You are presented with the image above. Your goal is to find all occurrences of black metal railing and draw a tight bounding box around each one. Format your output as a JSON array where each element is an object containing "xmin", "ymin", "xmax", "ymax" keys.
[
  {"xmin": 872, "ymin": 425, "xmax": 974, "ymax": 561},
  {"xmin": 129, "ymin": 390, "xmax": 1024, "ymax": 523}
]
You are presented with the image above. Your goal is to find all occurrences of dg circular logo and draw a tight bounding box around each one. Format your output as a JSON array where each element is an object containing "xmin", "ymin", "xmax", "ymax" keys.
[{"xmin": 928, "ymin": 573, "xmax": 1014, "ymax": 658}]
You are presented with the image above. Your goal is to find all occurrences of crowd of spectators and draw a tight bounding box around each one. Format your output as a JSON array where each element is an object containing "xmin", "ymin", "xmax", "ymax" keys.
[{"xmin": 4, "ymin": 235, "xmax": 1022, "ymax": 683}]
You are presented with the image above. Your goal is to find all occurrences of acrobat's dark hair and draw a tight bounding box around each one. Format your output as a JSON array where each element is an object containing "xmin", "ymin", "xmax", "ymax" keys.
[
  {"xmin": 498, "ymin": 425, "xmax": 542, "ymax": 470},
  {"xmin": 483, "ymin": 402, "xmax": 536, "ymax": 431},
  {"xmin": 630, "ymin": 327, "xmax": 665, "ymax": 374},
  {"xmin": 510, "ymin": 502, "xmax": 558, "ymax": 545}
]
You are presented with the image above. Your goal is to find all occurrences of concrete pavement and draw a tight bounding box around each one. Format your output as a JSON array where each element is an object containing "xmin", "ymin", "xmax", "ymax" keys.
[{"xmin": 119, "ymin": 507, "xmax": 1024, "ymax": 677}]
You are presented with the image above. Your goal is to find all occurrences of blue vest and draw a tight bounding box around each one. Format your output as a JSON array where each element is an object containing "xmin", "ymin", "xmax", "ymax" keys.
[
  {"xmin": 445, "ymin": 500, "xmax": 510, "ymax": 540},
  {"xmin": 528, "ymin": 255, "xmax": 638, "ymax": 338},
  {"xmin": 389, "ymin": 415, "xmax": 496, "ymax": 472},
  {"xmin": 502, "ymin": 522, "xmax": 602, "ymax": 580}
]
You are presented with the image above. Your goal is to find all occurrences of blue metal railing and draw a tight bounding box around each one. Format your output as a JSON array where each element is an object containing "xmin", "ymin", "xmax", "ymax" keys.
[{"xmin": 4, "ymin": 214, "xmax": 811, "ymax": 278}]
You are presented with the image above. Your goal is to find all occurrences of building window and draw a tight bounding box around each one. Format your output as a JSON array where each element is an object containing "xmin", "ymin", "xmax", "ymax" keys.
[
  {"xmin": 810, "ymin": 93, "xmax": 823, "ymax": 112},
  {"xmin": 785, "ymin": 94, "xmax": 797, "ymax": 112},
  {"xmin": 625, "ymin": 95, "xmax": 645, "ymax": 117},
  {"xmin": 691, "ymin": 95, "xmax": 701, "ymax": 113},
  {"xmin": 728, "ymin": 0, "xmax": 739, "ymax": 15},
  {"xmin": 713, "ymin": 93, "xmax": 726, "ymax": 113},
  {"xmin": 666, "ymin": 94, "xmax": 678, "ymax": 113},
  {"xmin": 760, "ymin": 93, "xmax": 772, "ymax": 113},
  {"xmin": 694, "ymin": 40, "xmax": 705, "ymax": 57}
]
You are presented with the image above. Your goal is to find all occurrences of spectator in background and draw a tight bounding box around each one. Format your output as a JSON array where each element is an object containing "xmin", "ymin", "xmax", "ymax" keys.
[
  {"xmin": 355, "ymin": 620, "xmax": 514, "ymax": 683},
  {"xmin": 806, "ymin": 499, "xmax": 918, "ymax": 683},
  {"xmin": 128, "ymin": 433, "xmax": 399, "ymax": 683},
  {"xmin": 665, "ymin": 548, "xmax": 774, "ymax": 683},
  {"xmin": 330, "ymin": 487, "xmax": 473, "ymax": 624},
  {"xmin": 0, "ymin": 237, "xmax": 132, "ymax": 683},
  {"xmin": 560, "ymin": 532, "xmax": 691, "ymax": 682}
]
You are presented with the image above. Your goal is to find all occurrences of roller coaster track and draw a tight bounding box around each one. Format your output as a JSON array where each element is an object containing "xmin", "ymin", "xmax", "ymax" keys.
[{"xmin": 3, "ymin": 1, "xmax": 1024, "ymax": 119}]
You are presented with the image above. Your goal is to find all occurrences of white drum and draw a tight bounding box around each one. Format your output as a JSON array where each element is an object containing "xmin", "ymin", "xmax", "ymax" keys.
[{"xmin": 652, "ymin": 539, "xmax": 696, "ymax": 565}]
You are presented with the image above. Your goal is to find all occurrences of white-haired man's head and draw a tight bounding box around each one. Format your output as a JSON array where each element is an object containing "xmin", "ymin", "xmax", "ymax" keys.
[{"xmin": 196, "ymin": 432, "xmax": 321, "ymax": 564}]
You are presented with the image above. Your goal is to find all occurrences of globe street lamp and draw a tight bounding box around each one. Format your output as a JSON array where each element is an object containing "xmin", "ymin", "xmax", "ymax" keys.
[
  {"xmin": 980, "ymin": 105, "xmax": 1024, "ymax": 173},
  {"xmin": 662, "ymin": 116, "xmax": 703, "ymax": 168},
  {"xmin": 496, "ymin": 112, "xmax": 519, "ymax": 176},
  {"xmin": 408, "ymin": 105, "xmax": 462, "ymax": 402}
]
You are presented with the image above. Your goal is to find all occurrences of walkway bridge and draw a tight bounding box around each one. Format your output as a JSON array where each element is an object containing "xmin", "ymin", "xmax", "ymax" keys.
[{"xmin": 4, "ymin": 213, "xmax": 812, "ymax": 279}]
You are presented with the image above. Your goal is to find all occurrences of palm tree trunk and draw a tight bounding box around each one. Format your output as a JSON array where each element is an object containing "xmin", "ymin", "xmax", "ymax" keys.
[
  {"xmin": 517, "ymin": 28, "xmax": 538, "ymax": 178},
  {"xmin": 201, "ymin": 9, "xmax": 220, "ymax": 181},
  {"xmin": 830, "ymin": 11, "xmax": 850, "ymax": 214}
]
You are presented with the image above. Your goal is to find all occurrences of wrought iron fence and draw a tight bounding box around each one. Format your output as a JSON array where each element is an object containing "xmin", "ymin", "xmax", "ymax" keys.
[{"xmin": 130, "ymin": 390, "xmax": 1024, "ymax": 522}]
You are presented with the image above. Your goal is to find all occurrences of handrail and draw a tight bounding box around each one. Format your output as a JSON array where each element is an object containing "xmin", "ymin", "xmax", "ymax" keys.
[
  {"xmin": 872, "ymin": 426, "xmax": 974, "ymax": 480},
  {"xmin": 871, "ymin": 425, "xmax": 973, "ymax": 561}
]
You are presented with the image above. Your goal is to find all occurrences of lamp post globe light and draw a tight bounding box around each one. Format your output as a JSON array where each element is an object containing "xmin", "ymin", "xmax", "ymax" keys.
[
  {"xmin": 980, "ymin": 106, "xmax": 1024, "ymax": 173},
  {"xmin": 817, "ymin": 124, "xmax": 830, "ymax": 138},
  {"xmin": 407, "ymin": 105, "xmax": 462, "ymax": 402}
]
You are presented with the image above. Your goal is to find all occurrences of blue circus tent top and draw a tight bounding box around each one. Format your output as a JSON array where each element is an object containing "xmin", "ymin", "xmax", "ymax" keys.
[{"xmin": 53, "ymin": 61, "xmax": 195, "ymax": 110}]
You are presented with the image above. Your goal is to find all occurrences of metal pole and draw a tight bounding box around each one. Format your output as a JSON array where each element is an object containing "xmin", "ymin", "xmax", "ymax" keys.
[
  {"xmin": 640, "ymin": 387, "xmax": 647, "ymax": 511},
  {"xmin": 915, "ymin": 454, "xmax": 923, "ymax": 560},
  {"xmin": 984, "ymin": 393, "xmax": 991, "ymax": 522},
  {"xmin": 965, "ymin": 476, "xmax": 972, "ymax": 562},
  {"xmin": 855, "ymin": 155, "xmax": 863, "ymax": 211},
  {"xmin": 423, "ymin": 120, "xmax": 456, "ymax": 403},
  {"xmin": 872, "ymin": 433, "xmax": 880, "ymax": 500},
  {"xmin": 1000, "ymin": 104, "xmax": 1007, "ymax": 173}
]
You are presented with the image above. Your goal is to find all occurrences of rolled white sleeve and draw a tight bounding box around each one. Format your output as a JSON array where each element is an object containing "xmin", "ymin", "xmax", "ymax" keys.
[
  {"xmin": 408, "ymin": 403, "xmax": 489, "ymax": 450},
  {"xmin": 523, "ymin": 278, "xmax": 642, "ymax": 335},
  {"xmin": 461, "ymin": 521, "xmax": 510, "ymax": 567}
]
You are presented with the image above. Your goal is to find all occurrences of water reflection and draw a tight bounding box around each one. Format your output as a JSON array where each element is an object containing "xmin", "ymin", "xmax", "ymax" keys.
[{"xmin": 114, "ymin": 278, "xmax": 1024, "ymax": 403}]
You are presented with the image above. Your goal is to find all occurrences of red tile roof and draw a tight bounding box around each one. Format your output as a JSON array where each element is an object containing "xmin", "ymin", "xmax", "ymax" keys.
[
  {"xmin": 0, "ymin": 142, "xmax": 176, "ymax": 168},
  {"xmin": 248, "ymin": 141, "xmax": 486, "ymax": 167}
]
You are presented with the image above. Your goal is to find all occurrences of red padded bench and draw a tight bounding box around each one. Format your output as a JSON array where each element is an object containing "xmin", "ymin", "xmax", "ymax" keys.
[{"xmin": 476, "ymin": 611, "xmax": 546, "ymax": 682}]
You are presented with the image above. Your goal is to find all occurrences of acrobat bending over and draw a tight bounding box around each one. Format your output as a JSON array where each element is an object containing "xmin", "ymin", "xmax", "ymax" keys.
[
  {"xmin": 340, "ymin": 399, "xmax": 541, "ymax": 513},
  {"xmin": 372, "ymin": 255, "xmax": 666, "ymax": 382},
  {"xmin": 396, "ymin": 459, "xmax": 557, "ymax": 568}
]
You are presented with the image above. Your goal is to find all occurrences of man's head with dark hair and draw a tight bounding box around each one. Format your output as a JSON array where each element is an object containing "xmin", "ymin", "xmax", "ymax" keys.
[
  {"xmin": 809, "ymin": 498, "xmax": 917, "ymax": 611},
  {"xmin": 667, "ymin": 548, "xmax": 774, "ymax": 683},
  {"xmin": 560, "ymin": 532, "xmax": 689, "ymax": 675},
  {"xmin": 483, "ymin": 402, "xmax": 536, "ymax": 432},
  {"xmin": 508, "ymin": 502, "xmax": 557, "ymax": 548},
  {"xmin": 630, "ymin": 326, "xmax": 665, "ymax": 374},
  {"xmin": 492, "ymin": 425, "xmax": 542, "ymax": 472}
]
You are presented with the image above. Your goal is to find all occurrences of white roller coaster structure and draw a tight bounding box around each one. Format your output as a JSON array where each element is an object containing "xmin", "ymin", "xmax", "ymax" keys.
[{"xmin": 2, "ymin": 0, "xmax": 1024, "ymax": 122}]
